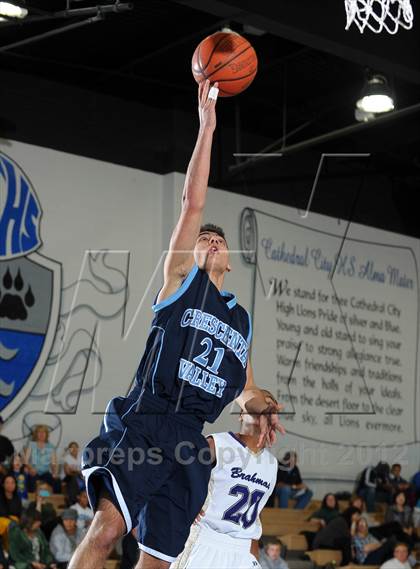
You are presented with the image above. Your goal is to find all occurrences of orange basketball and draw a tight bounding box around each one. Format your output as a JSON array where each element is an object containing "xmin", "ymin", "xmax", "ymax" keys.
[{"xmin": 192, "ymin": 30, "xmax": 258, "ymax": 97}]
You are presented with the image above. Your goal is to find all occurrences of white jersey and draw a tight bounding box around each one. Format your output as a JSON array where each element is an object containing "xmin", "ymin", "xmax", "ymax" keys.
[
  {"xmin": 171, "ymin": 432, "xmax": 275, "ymax": 569},
  {"xmin": 198, "ymin": 431, "xmax": 277, "ymax": 540}
]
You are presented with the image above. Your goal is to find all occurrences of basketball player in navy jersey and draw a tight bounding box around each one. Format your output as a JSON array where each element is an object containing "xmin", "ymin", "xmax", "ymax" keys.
[{"xmin": 69, "ymin": 80, "xmax": 284, "ymax": 569}]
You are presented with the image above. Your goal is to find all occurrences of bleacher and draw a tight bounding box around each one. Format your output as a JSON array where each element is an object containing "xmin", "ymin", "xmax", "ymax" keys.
[
  {"xmin": 259, "ymin": 498, "xmax": 390, "ymax": 569},
  {"xmin": 5, "ymin": 493, "xmax": 412, "ymax": 568}
]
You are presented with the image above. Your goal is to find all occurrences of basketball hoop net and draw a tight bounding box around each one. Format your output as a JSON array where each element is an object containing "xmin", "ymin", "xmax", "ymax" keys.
[{"xmin": 345, "ymin": 0, "xmax": 413, "ymax": 34}]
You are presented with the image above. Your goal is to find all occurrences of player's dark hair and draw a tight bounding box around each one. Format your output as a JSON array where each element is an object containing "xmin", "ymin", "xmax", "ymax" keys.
[{"xmin": 199, "ymin": 223, "xmax": 226, "ymax": 241}]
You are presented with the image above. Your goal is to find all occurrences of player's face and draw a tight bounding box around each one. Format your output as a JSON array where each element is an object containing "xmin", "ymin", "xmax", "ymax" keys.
[{"xmin": 194, "ymin": 232, "xmax": 230, "ymax": 274}]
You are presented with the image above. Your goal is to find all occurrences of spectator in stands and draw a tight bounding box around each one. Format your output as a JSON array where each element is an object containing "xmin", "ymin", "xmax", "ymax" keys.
[
  {"xmin": 69, "ymin": 490, "xmax": 93, "ymax": 532},
  {"xmin": 357, "ymin": 461, "xmax": 392, "ymax": 512},
  {"xmin": 380, "ymin": 542, "xmax": 411, "ymax": 569},
  {"xmin": 26, "ymin": 482, "xmax": 58, "ymax": 540},
  {"xmin": 62, "ymin": 443, "xmax": 83, "ymax": 506},
  {"xmin": 23, "ymin": 425, "xmax": 61, "ymax": 493},
  {"xmin": 49, "ymin": 508, "xmax": 85, "ymax": 569},
  {"xmin": 0, "ymin": 417, "xmax": 14, "ymax": 477},
  {"xmin": 8, "ymin": 510, "xmax": 57, "ymax": 569},
  {"xmin": 0, "ymin": 474, "xmax": 22, "ymax": 548},
  {"xmin": 390, "ymin": 464, "xmax": 411, "ymax": 494},
  {"xmin": 259, "ymin": 538, "xmax": 288, "ymax": 569},
  {"xmin": 390, "ymin": 464, "xmax": 415, "ymax": 506},
  {"xmin": 352, "ymin": 517, "xmax": 395, "ymax": 566},
  {"xmin": 385, "ymin": 492, "xmax": 415, "ymax": 546},
  {"xmin": 275, "ymin": 452, "xmax": 313, "ymax": 509},
  {"xmin": 350, "ymin": 496, "xmax": 379, "ymax": 527},
  {"xmin": 8, "ymin": 454, "xmax": 29, "ymax": 501},
  {"xmin": 309, "ymin": 493, "xmax": 340, "ymax": 528},
  {"xmin": 312, "ymin": 506, "xmax": 361, "ymax": 566},
  {"xmin": 358, "ymin": 492, "xmax": 414, "ymax": 547}
]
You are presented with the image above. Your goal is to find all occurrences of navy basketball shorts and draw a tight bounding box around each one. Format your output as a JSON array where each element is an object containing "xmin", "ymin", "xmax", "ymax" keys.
[{"xmin": 81, "ymin": 391, "xmax": 212, "ymax": 562}]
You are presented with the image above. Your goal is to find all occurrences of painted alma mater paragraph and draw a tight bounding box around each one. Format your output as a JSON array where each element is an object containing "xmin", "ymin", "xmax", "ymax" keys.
[{"xmin": 248, "ymin": 211, "xmax": 418, "ymax": 445}]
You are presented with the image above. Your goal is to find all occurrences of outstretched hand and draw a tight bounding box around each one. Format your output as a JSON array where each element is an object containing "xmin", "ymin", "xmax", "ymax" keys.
[
  {"xmin": 257, "ymin": 400, "xmax": 286, "ymax": 449},
  {"xmin": 198, "ymin": 79, "xmax": 218, "ymax": 132}
]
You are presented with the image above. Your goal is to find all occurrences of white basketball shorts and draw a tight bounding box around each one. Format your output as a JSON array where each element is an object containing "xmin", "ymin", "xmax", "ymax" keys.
[{"xmin": 171, "ymin": 525, "xmax": 261, "ymax": 569}]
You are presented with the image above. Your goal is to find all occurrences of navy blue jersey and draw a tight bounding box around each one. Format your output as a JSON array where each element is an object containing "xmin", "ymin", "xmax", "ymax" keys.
[{"xmin": 132, "ymin": 264, "xmax": 252, "ymax": 424}]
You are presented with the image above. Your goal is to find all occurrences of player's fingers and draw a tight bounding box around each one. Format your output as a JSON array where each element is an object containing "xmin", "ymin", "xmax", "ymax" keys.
[
  {"xmin": 275, "ymin": 420, "xmax": 287, "ymax": 435},
  {"xmin": 202, "ymin": 79, "xmax": 210, "ymax": 105},
  {"xmin": 257, "ymin": 415, "xmax": 269, "ymax": 448},
  {"xmin": 269, "ymin": 412, "xmax": 286, "ymax": 436},
  {"xmin": 257, "ymin": 429, "xmax": 266, "ymax": 448},
  {"xmin": 209, "ymin": 82, "xmax": 219, "ymax": 102},
  {"xmin": 205, "ymin": 82, "xmax": 219, "ymax": 109},
  {"xmin": 269, "ymin": 428, "xmax": 276, "ymax": 446}
]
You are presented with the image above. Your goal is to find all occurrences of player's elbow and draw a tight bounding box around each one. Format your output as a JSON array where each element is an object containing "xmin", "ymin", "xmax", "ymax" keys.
[{"xmin": 182, "ymin": 191, "xmax": 206, "ymax": 213}]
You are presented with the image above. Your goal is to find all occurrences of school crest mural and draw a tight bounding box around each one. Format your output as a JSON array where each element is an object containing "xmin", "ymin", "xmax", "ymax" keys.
[{"xmin": 0, "ymin": 151, "xmax": 61, "ymax": 418}]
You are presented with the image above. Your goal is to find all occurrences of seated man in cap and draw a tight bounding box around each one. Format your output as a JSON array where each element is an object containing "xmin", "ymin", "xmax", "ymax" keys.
[{"xmin": 49, "ymin": 508, "xmax": 85, "ymax": 569}]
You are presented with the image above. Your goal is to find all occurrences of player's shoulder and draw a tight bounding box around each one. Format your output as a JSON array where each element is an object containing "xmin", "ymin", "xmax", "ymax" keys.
[
  {"xmin": 206, "ymin": 431, "xmax": 233, "ymax": 445},
  {"xmin": 234, "ymin": 301, "xmax": 250, "ymax": 318},
  {"xmin": 261, "ymin": 448, "xmax": 279, "ymax": 469}
]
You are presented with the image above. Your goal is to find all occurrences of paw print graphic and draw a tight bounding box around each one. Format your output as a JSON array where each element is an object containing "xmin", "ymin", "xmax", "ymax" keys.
[{"xmin": 0, "ymin": 267, "xmax": 35, "ymax": 320}]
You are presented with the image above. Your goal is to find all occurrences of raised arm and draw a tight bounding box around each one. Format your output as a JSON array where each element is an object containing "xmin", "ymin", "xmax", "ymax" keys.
[{"xmin": 156, "ymin": 80, "xmax": 218, "ymax": 305}]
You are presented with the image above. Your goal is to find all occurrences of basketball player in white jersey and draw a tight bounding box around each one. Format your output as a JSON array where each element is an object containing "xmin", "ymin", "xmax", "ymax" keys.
[{"xmin": 171, "ymin": 390, "xmax": 278, "ymax": 569}]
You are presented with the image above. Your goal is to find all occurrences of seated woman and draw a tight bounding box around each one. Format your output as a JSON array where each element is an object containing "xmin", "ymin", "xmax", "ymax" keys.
[
  {"xmin": 312, "ymin": 506, "xmax": 361, "ymax": 566},
  {"xmin": 303, "ymin": 493, "xmax": 340, "ymax": 550},
  {"xmin": 384, "ymin": 491, "xmax": 415, "ymax": 546},
  {"xmin": 352, "ymin": 517, "xmax": 396, "ymax": 566},
  {"xmin": 8, "ymin": 454, "xmax": 29, "ymax": 501},
  {"xmin": 26, "ymin": 482, "xmax": 58, "ymax": 541},
  {"xmin": 0, "ymin": 475, "xmax": 23, "ymax": 549},
  {"xmin": 8, "ymin": 510, "xmax": 57, "ymax": 569},
  {"xmin": 350, "ymin": 496, "xmax": 379, "ymax": 527},
  {"xmin": 309, "ymin": 493, "xmax": 340, "ymax": 528},
  {"xmin": 23, "ymin": 425, "xmax": 61, "ymax": 494}
]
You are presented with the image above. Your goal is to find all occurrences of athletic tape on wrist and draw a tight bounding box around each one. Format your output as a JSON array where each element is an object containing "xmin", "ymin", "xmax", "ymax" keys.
[{"xmin": 208, "ymin": 86, "xmax": 219, "ymax": 100}]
